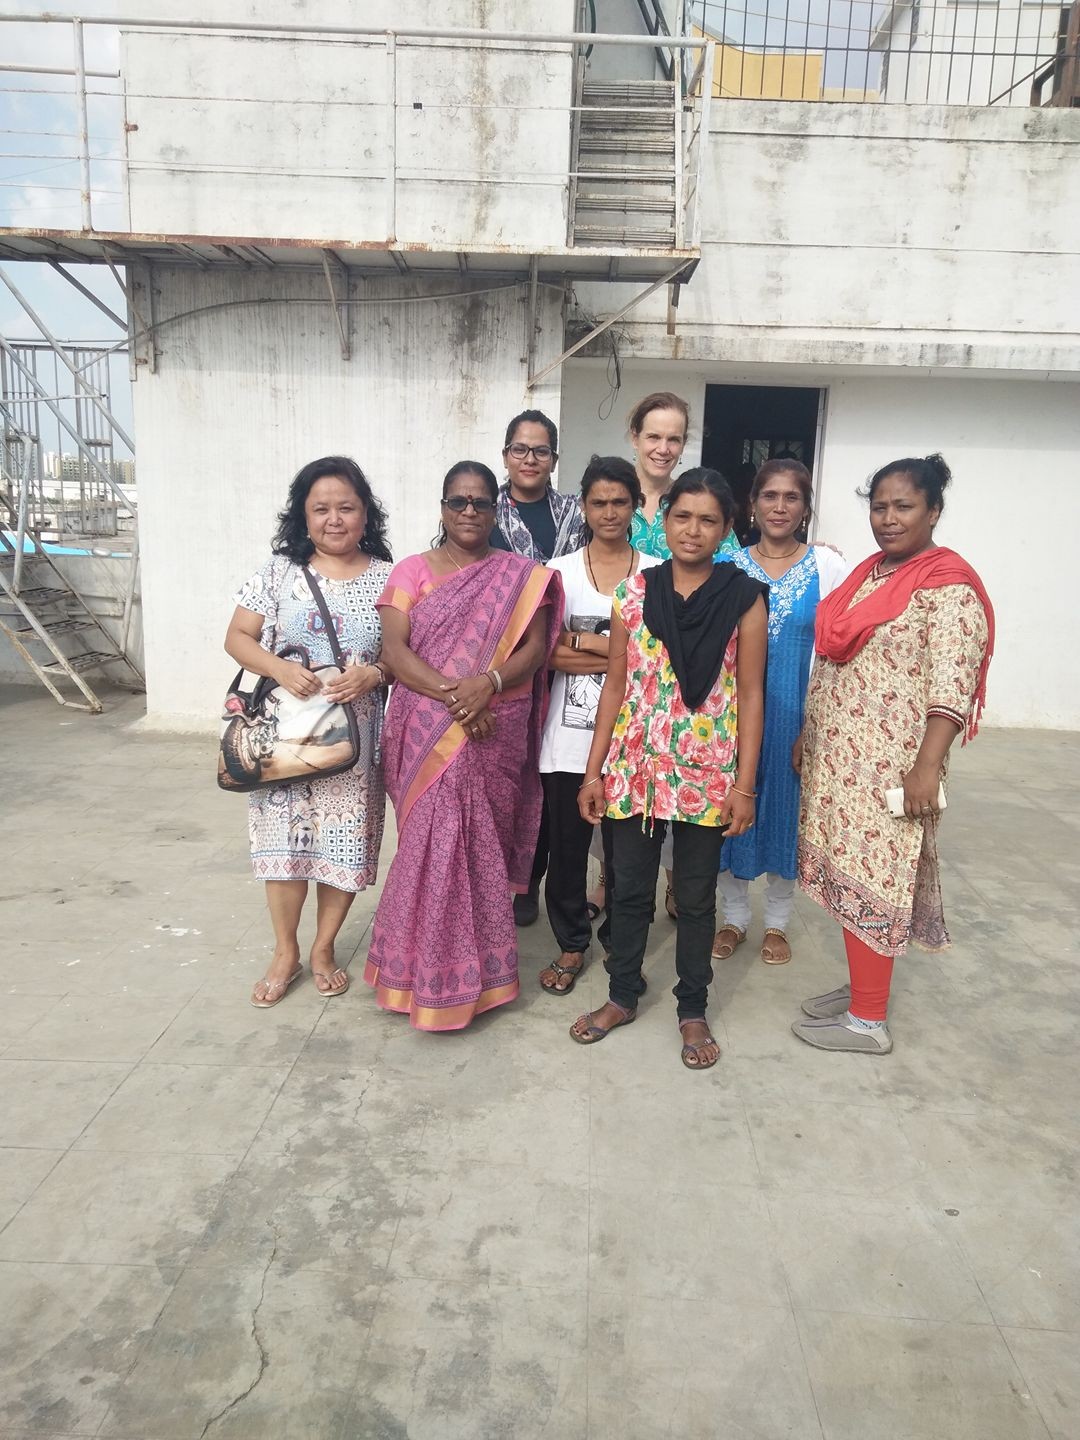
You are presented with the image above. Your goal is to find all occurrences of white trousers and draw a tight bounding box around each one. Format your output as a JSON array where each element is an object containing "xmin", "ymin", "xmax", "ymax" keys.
[{"xmin": 717, "ymin": 870, "xmax": 795, "ymax": 932}]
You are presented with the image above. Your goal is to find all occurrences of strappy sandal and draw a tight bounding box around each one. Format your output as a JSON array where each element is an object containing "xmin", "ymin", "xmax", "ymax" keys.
[
  {"xmin": 760, "ymin": 928, "xmax": 792, "ymax": 965},
  {"xmin": 540, "ymin": 953, "xmax": 586, "ymax": 995},
  {"xmin": 569, "ymin": 1000, "xmax": 637, "ymax": 1045},
  {"xmin": 711, "ymin": 924, "xmax": 746, "ymax": 960},
  {"xmin": 679, "ymin": 1018, "xmax": 720, "ymax": 1070},
  {"xmin": 665, "ymin": 886, "xmax": 678, "ymax": 921},
  {"xmin": 250, "ymin": 966, "xmax": 304, "ymax": 1009},
  {"xmin": 312, "ymin": 965, "xmax": 350, "ymax": 997}
]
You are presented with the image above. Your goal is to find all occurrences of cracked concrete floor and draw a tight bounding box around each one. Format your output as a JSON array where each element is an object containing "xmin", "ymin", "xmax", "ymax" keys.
[{"xmin": 1, "ymin": 682, "xmax": 1078, "ymax": 1440}]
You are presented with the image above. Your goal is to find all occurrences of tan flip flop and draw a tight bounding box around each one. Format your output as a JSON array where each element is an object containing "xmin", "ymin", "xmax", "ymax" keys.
[
  {"xmin": 711, "ymin": 925, "xmax": 746, "ymax": 960},
  {"xmin": 250, "ymin": 966, "xmax": 304, "ymax": 1008},
  {"xmin": 312, "ymin": 966, "xmax": 350, "ymax": 997}
]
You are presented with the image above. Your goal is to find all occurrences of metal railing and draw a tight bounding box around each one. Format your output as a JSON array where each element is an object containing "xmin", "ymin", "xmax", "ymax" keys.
[
  {"xmin": 0, "ymin": 13, "xmax": 714, "ymax": 252},
  {"xmin": 686, "ymin": 0, "xmax": 1076, "ymax": 104}
]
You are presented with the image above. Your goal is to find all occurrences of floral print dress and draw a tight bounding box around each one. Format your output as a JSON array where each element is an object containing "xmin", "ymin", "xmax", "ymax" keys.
[
  {"xmin": 797, "ymin": 575, "xmax": 989, "ymax": 956},
  {"xmin": 603, "ymin": 571, "xmax": 739, "ymax": 826},
  {"xmin": 233, "ymin": 555, "xmax": 390, "ymax": 892}
]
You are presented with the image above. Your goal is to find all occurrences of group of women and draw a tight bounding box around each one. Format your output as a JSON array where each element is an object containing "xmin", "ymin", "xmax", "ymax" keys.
[{"xmin": 224, "ymin": 390, "xmax": 994, "ymax": 1068}]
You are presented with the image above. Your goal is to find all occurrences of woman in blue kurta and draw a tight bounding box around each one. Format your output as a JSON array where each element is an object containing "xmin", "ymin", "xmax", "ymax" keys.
[{"xmin": 714, "ymin": 461, "xmax": 849, "ymax": 965}]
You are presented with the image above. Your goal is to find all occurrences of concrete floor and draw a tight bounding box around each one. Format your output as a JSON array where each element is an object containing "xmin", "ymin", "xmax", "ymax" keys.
[{"xmin": 0, "ymin": 682, "xmax": 1078, "ymax": 1440}]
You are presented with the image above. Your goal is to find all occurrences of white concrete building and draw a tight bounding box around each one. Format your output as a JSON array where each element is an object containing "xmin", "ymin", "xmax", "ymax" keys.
[
  {"xmin": 872, "ymin": 0, "xmax": 1067, "ymax": 105},
  {"xmin": 1, "ymin": 2, "xmax": 1078, "ymax": 728}
]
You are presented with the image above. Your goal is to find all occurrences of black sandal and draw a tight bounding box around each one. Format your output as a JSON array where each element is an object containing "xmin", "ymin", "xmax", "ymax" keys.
[
  {"xmin": 540, "ymin": 954, "xmax": 586, "ymax": 995},
  {"xmin": 679, "ymin": 1018, "xmax": 720, "ymax": 1070},
  {"xmin": 570, "ymin": 1000, "xmax": 637, "ymax": 1044}
]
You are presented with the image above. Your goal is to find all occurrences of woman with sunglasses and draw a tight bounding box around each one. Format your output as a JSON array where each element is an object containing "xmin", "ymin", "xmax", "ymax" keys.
[{"xmin": 364, "ymin": 462, "xmax": 563, "ymax": 1030}]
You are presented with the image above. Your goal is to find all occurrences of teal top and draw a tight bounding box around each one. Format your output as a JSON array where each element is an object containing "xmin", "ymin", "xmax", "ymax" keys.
[{"xmin": 630, "ymin": 505, "xmax": 741, "ymax": 562}]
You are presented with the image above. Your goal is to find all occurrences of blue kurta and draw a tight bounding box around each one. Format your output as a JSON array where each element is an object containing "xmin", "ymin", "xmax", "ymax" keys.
[{"xmin": 723, "ymin": 547, "xmax": 822, "ymax": 881}]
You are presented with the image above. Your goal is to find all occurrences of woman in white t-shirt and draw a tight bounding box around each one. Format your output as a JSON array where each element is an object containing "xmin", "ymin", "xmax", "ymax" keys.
[{"xmin": 538, "ymin": 457, "xmax": 659, "ymax": 995}]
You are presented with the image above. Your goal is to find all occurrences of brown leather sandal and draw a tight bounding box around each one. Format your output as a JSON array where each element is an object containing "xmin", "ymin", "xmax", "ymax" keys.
[
  {"xmin": 569, "ymin": 1001, "xmax": 637, "ymax": 1044},
  {"xmin": 679, "ymin": 1018, "xmax": 720, "ymax": 1070}
]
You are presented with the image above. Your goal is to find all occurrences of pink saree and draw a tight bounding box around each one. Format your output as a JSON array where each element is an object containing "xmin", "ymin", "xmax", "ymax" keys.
[{"xmin": 364, "ymin": 551, "xmax": 562, "ymax": 1030}]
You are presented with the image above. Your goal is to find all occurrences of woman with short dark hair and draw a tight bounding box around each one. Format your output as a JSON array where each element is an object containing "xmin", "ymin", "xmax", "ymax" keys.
[
  {"xmin": 364, "ymin": 462, "xmax": 563, "ymax": 1030},
  {"xmin": 224, "ymin": 456, "xmax": 393, "ymax": 1007}
]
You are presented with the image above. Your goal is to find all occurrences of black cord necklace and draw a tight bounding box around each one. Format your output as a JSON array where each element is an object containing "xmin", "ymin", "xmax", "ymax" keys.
[{"xmin": 585, "ymin": 542, "xmax": 635, "ymax": 594}]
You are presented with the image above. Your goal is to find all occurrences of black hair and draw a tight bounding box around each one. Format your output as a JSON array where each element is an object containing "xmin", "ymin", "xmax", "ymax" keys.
[
  {"xmin": 503, "ymin": 409, "xmax": 558, "ymax": 454},
  {"xmin": 432, "ymin": 461, "xmax": 499, "ymax": 547},
  {"xmin": 864, "ymin": 453, "xmax": 951, "ymax": 514},
  {"xmin": 579, "ymin": 454, "xmax": 643, "ymax": 543},
  {"xmin": 663, "ymin": 467, "xmax": 735, "ymax": 524},
  {"xmin": 272, "ymin": 455, "xmax": 392, "ymax": 564},
  {"xmin": 580, "ymin": 454, "xmax": 644, "ymax": 508},
  {"xmin": 751, "ymin": 458, "xmax": 814, "ymax": 523}
]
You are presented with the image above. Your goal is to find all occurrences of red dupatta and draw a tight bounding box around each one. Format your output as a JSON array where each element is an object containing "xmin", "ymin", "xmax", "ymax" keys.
[{"xmin": 814, "ymin": 545, "xmax": 995, "ymax": 742}]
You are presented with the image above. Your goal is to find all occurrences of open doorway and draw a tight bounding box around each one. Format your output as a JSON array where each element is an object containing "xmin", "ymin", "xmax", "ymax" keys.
[{"xmin": 701, "ymin": 384, "xmax": 824, "ymax": 543}]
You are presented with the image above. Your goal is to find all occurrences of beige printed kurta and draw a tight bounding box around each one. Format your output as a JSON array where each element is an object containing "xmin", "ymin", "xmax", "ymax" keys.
[{"xmin": 797, "ymin": 576, "xmax": 989, "ymax": 957}]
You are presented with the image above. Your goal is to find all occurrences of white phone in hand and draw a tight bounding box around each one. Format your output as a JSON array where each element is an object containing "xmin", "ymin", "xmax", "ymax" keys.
[{"xmin": 885, "ymin": 783, "xmax": 946, "ymax": 818}]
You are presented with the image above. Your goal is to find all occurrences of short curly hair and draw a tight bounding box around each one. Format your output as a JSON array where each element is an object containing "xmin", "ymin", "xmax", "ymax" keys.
[{"xmin": 272, "ymin": 456, "xmax": 392, "ymax": 564}]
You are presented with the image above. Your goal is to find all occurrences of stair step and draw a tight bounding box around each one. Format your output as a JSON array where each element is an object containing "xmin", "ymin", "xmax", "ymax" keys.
[
  {"xmin": 42, "ymin": 649, "xmax": 122, "ymax": 675},
  {"xmin": 573, "ymin": 225, "xmax": 678, "ymax": 245},
  {"xmin": 580, "ymin": 114, "xmax": 674, "ymax": 132},
  {"xmin": 578, "ymin": 135, "xmax": 675, "ymax": 154},
  {"xmin": 582, "ymin": 81, "xmax": 676, "ymax": 101},
  {"xmin": 15, "ymin": 617, "xmax": 97, "ymax": 639},
  {"xmin": 2, "ymin": 585, "xmax": 69, "ymax": 606},
  {"xmin": 574, "ymin": 163, "xmax": 676, "ymax": 180},
  {"xmin": 576, "ymin": 193, "xmax": 676, "ymax": 213}
]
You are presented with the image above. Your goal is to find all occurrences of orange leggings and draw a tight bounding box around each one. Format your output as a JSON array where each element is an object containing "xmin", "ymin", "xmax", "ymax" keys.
[{"xmin": 843, "ymin": 930, "xmax": 894, "ymax": 1022}]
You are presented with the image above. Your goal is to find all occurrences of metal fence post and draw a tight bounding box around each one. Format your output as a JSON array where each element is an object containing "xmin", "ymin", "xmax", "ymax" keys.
[
  {"xmin": 386, "ymin": 31, "xmax": 397, "ymax": 244},
  {"xmin": 72, "ymin": 17, "xmax": 93, "ymax": 231}
]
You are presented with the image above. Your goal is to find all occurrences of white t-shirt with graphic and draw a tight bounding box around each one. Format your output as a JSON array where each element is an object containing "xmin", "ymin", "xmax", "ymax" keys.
[{"xmin": 539, "ymin": 547, "xmax": 660, "ymax": 774}]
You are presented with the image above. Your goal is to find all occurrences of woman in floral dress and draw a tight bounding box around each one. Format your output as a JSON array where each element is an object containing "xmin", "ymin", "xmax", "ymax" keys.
[
  {"xmin": 225, "ymin": 456, "xmax": 392, "ymax": 1007},
  {"xmin": 794, "ymin": 454, "xmax": 994, "ymax": 1054},
  {"xmin": 574, "ymin": 469, "xmax": 768, "ymax": 1070}
]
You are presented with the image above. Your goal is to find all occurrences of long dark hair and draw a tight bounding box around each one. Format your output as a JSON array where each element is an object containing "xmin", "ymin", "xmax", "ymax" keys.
[
  {"xmin": 431, "ymin": 460, "xmax": 499, "ymax": 547},
  {"xmin": 272, "ymin": 455, "xmax": 392, "ymax": 563}
]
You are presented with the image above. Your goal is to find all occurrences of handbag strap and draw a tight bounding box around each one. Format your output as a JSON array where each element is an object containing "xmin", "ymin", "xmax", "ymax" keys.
[{"xmin": 302, "ymin": 565, "xmax": 347, "ymax": 668}]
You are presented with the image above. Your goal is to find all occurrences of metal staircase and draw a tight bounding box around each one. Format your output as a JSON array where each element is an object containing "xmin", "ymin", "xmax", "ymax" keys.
[
  {"xmin": 570, "ymin": 77, "xmax": 681, "ymax": 248},
  {"xmin": 0, "ymin": 484, "xmax": 143, "ymax": 713}
]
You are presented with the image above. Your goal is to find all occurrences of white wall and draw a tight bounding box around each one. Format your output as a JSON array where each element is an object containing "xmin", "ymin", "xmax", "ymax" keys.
[
  {"xmin": 131, "ymin": 265, "xmax": 563, "ymax": 727},
  {"xmin": 122, "ymin": 7, "xmax": 575, "ymax": 251},
  {"xmin": 573, "ymin": 100, "xmax": 1080, "ymax": 374},
  {"xmin": 560, "ymin": 357, "xmax": 1080, "ymax": 729}
]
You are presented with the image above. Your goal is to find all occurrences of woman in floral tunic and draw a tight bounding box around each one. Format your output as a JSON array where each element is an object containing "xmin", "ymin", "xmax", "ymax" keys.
[
  {"xmin": 794, "ymin": 454, "xmax": 994, "ymax": 1055},
  {"xmin": 225, "ymin": 456, "xmax": 392, "ymax": 1008},
  {"xmin": 574, "ymin": 469, "xmax": 767, "ymax": 1070}
]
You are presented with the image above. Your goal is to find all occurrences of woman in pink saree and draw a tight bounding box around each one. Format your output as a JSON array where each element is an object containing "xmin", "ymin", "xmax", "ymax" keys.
[{"xmin": 364, "ymin": 462, "xmax": 563, "ymax": 1030}]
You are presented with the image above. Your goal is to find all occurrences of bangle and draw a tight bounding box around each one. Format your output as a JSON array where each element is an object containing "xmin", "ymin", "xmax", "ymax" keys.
[
  {"xmin": 578, "ymin": 776, "xmax": 603, "ymax": 791},
  {"xmin": 486, "ymin": 668, "xmax": 503, "ymax": 694},
  {"xmin": 570, "ymin": 632, "xmax": 581, "ymax": 651},
  {"xmin": 372, "ymin": 661, "xmax": 388, "ymax": 685},
  {"xmin": 730, "ymin": 785, "xmax": 756, "ymax": 798}
]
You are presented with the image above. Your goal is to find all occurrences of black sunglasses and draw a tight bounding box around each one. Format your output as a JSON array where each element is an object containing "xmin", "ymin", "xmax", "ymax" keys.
[{"xmin": 442, "ymin": 495, "xmax": 495, "ymax": 514}]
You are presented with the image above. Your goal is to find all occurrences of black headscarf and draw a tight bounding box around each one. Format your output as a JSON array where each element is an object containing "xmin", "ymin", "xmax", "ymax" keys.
[{"xmin": 641, "ymin": 560, "xmax": 767, "ymax": 711}]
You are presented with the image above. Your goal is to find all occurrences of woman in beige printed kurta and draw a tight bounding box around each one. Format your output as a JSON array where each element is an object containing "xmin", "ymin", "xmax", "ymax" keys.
[{"xmin": 792, "ymin": 454, "xmax": 994, "ymax": 1055}]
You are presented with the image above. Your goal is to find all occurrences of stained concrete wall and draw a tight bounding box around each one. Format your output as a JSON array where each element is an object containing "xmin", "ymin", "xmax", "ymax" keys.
[
  {"xmin": 121, "ymin": 2, "xmax": 576, "ymax": 251},
  {"xmin": 128, "ymin": 265, "xmax": 563, "ymax": 727},
  {"xmin": 573, "ymin": 100, "xmax": 1080, "ymax": 373},
  {"xmin": 560, "ymin": 356, "xmax": 1080, "ymax": 729}
]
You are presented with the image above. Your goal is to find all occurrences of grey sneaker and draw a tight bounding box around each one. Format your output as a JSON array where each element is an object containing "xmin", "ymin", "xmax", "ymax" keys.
[
  {"xmin": 791, "ymin": 1014, "xmax": 893, "ymax": 1054},
  {"xmin": 801, "ymin": 985, "xmax": 852, "ymax": 1019}
]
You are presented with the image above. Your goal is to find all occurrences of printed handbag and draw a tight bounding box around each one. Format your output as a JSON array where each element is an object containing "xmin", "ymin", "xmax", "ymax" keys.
[{"xmin": 217, "ymin": 567, "xmax": 361, "ymax": 793}]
